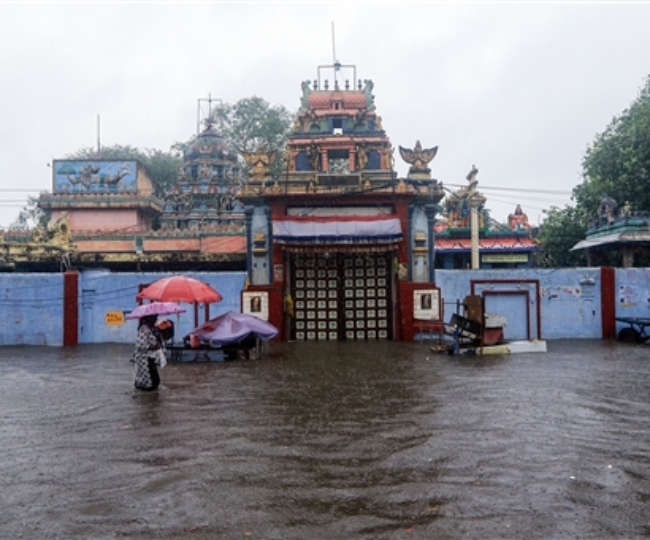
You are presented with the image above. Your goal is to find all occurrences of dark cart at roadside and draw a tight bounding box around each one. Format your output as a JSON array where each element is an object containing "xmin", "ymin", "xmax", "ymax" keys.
[{"xmin": 615, "ymin": 317, "xmax": 650, "ymax": 343}]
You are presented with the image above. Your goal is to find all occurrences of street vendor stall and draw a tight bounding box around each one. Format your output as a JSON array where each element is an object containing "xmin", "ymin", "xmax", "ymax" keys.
[{"xmin": 170, "ymin": 311, "xmax": 279, "ymax": 361}]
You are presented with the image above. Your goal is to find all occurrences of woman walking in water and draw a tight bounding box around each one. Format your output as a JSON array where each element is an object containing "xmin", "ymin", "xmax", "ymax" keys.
[{"xmin": 133, "ymin": 315, "xmax": 164, "ymax": 391}]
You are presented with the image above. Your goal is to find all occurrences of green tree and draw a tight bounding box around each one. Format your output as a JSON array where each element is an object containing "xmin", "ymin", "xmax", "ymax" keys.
[
  {"xmin": 539, "ymin": 76, "xmax": 650, "ymax": 266},
  {"xmin": 209, "ymin": 97, "xmax": 294, "ymax": 178},
  {"xmin": 574, "ymin": 75, "xmax": 650, "ymax": 218},
  {"xmin": 537, "ymin": 205, "xmax": 587, "ymax": 267},
  {"xmin": 12, "ymin": 196, "xmax": 49, "ymax": 230}
]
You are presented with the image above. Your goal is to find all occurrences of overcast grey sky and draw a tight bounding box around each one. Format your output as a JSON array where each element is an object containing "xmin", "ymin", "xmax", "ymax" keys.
[{"xmin": 1, "ymin": 2, "xmax": 649, "ymax": 228}]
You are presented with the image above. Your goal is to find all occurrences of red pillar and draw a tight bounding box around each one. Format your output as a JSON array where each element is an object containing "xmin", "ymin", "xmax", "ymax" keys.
[
  {"xmin": 63, "ymin": 270, "xmax": 79, "ymax": 346},
  {"xmin": 601, "ymin": 267, "xmax": 616, "ymax": 340},
  {"xmin": 397, "ymin": 281, "xmax": 415, "ymax": 341}
]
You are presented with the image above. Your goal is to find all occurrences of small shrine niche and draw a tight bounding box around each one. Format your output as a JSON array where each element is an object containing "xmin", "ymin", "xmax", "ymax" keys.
[{"xmin": 507, "ymin": 204, "xmax": 531, "ymax": 232}]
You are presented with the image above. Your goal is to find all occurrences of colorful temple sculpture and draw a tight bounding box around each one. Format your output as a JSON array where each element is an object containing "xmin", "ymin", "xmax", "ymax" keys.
[
  {"xmin": 237, "ymin": 63, "xmax": 445, "ymax": 341},
  {"xmin": 0, "ymin": 60, "xmax": 544, "ymax": 340},
  {"xmin": 35, "ymin": 160, "xmax": 163, "ymax": 271},
  {"xmin": 0, "ymin": 211, "xmax": 76, "ymax": 272},
  {"xmin": 33, "ymin": 122, "xmax": 246, "ymax": 272},
  {"xmin": 434, "ymin": 168, "xmax": 541, "ymax": 269},
  {"xmin": 38, "ymin": 159, "xmax": 159, "ymax": 233},
  {"xmin": 571, "ymin": 196, "xmax": 650, "ymax": 267},
  {"xmin": 158, "ymin": 119, "xmax": 244, "ymax": 232}
]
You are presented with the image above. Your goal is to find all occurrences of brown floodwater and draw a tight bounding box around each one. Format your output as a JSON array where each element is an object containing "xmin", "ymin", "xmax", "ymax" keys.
[{"xmin": 1, "ymin": 339, "xmax": 649, "ymax": 539}]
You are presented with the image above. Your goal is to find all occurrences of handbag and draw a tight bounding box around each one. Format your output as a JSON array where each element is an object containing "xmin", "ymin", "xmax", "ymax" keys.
[{"xmin": 153, "ymin": 348, "xmax": 167, "ymax": 368}]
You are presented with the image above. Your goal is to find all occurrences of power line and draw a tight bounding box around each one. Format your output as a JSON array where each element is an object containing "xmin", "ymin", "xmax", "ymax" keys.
[
  {"xmin": 0, "ymin": 189, "xmax": 45, "ymax": 192},
  {"xmin": 485, "ymin": 195, "xmax": 569, "ymax": 214},
  {"xmin": 444, "ymin": 183, "xmax": 573, "ymax": 196}
]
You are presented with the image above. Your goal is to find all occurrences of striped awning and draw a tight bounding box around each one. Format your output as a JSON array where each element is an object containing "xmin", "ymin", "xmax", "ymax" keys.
[{"xmin": 273, "ymin": 214, "xmax": 402, "ymax": 245}]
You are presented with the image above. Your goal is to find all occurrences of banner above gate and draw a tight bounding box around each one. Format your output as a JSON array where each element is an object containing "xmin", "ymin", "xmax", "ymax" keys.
[{"xmin": 273, "ymin": 214, "xmax": 402, "ymax": 245}]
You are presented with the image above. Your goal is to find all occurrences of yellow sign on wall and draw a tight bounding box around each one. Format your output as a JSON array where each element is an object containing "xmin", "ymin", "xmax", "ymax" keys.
[
  {"xmin": 106, "ymin": 311, "xmax": 125, "ymax": 325},
  {"xmin": 481, "ymin": 254, "xmax": 528, "ymax": 263}
]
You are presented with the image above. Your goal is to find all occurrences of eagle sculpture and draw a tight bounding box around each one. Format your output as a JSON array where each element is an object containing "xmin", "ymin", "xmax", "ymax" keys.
[
  {"xmin": 241, "ymin": 147, "xmax": 277, "ymax": 181},
  {"xmin": 398, "ymin": 141, "xmax": 438, "ymax": 175}
]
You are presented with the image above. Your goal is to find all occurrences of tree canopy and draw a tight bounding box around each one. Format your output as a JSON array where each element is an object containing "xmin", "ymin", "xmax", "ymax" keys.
[
  {"xmin": 537, "ymin": 205, "xmax": 587, "ymax": 267},
  {"xmin": 13, "ymin": 195, "xmax": 49, "ymax": 230},
  {"xmin": 209, "ymin": 97, "xmax": 294, "ymax": 178},
  {"xmin": 13, "ymin": 97, "xmax": 294, "ymax": 229},
  {"xmin": 574, "ymin": 75, "xmax": 650, "ymax": 219},
  {"xmin": 539, "ymin": 75, "xmax": 650, "ymax": 266}
]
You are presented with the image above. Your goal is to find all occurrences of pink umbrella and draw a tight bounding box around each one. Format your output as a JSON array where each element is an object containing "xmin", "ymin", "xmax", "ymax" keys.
[{"xmin": 126, "ymin": 302, "xmax": 187, "ymax": 320}]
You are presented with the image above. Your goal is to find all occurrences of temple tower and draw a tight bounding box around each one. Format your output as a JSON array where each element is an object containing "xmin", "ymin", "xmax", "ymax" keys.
[
  {"xmin": 240, "ymin": 63, "xmax": 444, "ymax": 341},
  {"xmin": 159, "ymin": 102, "xmax": 244, "ymax": 232}
]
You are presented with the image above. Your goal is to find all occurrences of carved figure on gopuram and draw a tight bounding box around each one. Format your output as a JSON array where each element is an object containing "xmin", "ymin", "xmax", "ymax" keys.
[
  {"xmin": 46, "ymin": 212, "xmax": 73, "ymax": 247},
  {"xmin": 300, "ymin": 80, "xmax": 311, "ymax": 112},
  {"xmin": 508, "ymin": 204, "xmax": 531, "ymax": 231},
  {"xmin": 307, "ymin": 143, "xmax": 320, "ymax": 171},
  {"xmin": 466, "ymin": 164, "xmax": 479, "ymax": 190},
  {"xmin": 356, "ymin": 143, "xmax": 369, "ymax": 171},
  {"xmin": 398, "ymin": 140, "xmax": 438, "ymax": 178},
  {"xmin": 354, "ymin": 108, "xmax": 367, "ymax": 127},
  {"xmin": 242, "ymin": 147, "xmax": 277, "ymax": 182},
  {"xmin": 598, "ymin": 195, "xmax": 618, "ymax": 226},
  {"xmin": 362, "ymin": 79, "xmax": 376, "ymax": 110},
  {"xmin": 305, "ymin": 108, "xmax": 319, "ymax": 131},
  {"xmin": 442, "ymin": 166, "xmax": 487, "ymax": 229},
  {"xmin": 67, "ymin": 164, "xmax": 100, "ymax": 189}
]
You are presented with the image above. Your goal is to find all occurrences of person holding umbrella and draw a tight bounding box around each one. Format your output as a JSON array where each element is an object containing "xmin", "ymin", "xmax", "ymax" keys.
[
  {"xmin": 127, "ymin": 302, "xmax": 185, "ymax": 391},
  {"xmin": 132, "ymin": 315, "xmax": 165, "ymax": 391}
]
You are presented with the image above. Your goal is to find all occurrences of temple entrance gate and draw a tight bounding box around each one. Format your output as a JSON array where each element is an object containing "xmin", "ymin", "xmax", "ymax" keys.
[{"xmin": 289, "ymin": 251, "xmax": 393, "ymax": 341}]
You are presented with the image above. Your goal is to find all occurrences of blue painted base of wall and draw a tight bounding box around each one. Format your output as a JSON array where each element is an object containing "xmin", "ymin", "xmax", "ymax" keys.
[{"xmin": 1, "ymin": 268, "xmax": 648, "ymax": 346}]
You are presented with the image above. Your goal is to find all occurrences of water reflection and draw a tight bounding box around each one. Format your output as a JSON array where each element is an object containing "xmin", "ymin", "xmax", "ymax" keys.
[{"xmin": 0, "ymin": 340, "xmax": 649, "ymax": 538}]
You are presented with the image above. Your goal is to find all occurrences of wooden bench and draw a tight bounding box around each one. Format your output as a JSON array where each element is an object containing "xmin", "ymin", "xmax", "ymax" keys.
[{"xmin": 166, "ymin": 337, "xmax": 265, "ymax": 362}]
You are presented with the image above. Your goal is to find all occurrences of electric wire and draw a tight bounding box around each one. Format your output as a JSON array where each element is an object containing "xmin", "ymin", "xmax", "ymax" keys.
[{"xmin": 0, "ymin": 179, "xmax": 574, "ymax": 302}]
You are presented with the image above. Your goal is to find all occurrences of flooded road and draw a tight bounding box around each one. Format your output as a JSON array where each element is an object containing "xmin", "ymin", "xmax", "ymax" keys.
[{"xmin": 1, "ymin": 340, "xmax": 649, "ymax": 539}]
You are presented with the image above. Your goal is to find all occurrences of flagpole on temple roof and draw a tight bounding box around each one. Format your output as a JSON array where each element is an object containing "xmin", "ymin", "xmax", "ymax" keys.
[{"xmin": 96, "ymin": 114, "xmax": 101, "ymax": 157}]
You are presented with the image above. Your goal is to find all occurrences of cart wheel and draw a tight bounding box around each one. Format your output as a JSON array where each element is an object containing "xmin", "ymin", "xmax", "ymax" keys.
[{"xmin": 617, "ymin": 327, "xmax": 641, "ymax": 343}]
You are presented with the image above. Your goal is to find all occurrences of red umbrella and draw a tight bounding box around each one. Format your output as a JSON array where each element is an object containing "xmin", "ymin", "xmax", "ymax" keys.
[
  {"xmin": 137, "ymin": 275, "xmax": 222, "ymax": 303},
  {"xmin": 137, "ymin": 275, "xmax": 223, "ymax": 327}
]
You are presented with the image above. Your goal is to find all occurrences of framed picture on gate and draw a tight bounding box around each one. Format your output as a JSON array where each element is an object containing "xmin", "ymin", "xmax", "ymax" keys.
[
  {"xmin": 414, "ymin": 289, "xmax": 441, "ymax": 321},
  {"xmin": 242, "ymin": 291, "xmax": 269, "ymax": 320}
]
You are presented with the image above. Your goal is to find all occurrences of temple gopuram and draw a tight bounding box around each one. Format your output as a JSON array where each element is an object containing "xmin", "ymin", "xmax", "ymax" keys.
[
  {"xmin": 238, "ymin": 64, "xmax": 445, "ymax": 341},
  {"xmin": 158, "ymin": 119, "xmax": 244, "ymax": 232},
  {"xmin": 0, "ymin": 60, "xmax": 543, "ymax": 341}
]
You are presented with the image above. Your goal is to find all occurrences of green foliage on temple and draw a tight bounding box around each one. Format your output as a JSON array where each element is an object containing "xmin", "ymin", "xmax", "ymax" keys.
[
  {"xmin": 209, "ymin": 97, "xmax": 294, "ymax": 179},
  {"xmin": 13, "ymin": 196, "xmax": 49, "ymax": 230}
]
